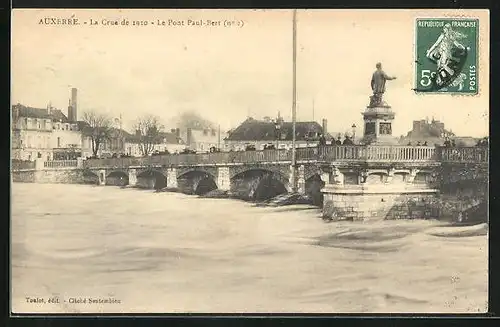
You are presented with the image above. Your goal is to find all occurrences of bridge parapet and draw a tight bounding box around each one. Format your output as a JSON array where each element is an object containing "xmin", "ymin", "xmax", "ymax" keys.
[
  {"xmin": 438, "ymin": 146, "xmax": 489, "ymax": 163},
  {"xmin": 83, "ymin": 145, "xmax": 486, "ymax": 170}
]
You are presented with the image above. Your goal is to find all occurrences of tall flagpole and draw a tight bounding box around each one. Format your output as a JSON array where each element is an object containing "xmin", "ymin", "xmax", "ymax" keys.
[
  {"xmin": 312, "ymin": 99, "xmax": 315, "ymax": 121},
  {"xmin": 291, "ymin": 8, "xmax": 298, "ymax": 193}
]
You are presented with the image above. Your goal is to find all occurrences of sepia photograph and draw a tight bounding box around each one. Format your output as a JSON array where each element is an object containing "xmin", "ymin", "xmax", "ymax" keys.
[{"xmin": 11, "ymin": 9, "xmax": 489, "ymax": 314}]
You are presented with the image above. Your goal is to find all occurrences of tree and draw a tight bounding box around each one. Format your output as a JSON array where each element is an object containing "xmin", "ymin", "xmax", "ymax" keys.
[
  {"xmin": 81, "ymin": 111, "xmax": 112, "ymax": 157},
  {"xmin": 133, "ymin": 115, "xmax": 164, "ymax": 156}
]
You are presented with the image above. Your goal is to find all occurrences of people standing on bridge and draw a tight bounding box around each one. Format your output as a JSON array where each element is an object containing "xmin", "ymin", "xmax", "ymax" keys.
[
  {"xmin": 423, "ymin": 141, "xmax": 428, "ymax": 146},
  {"xmin": 335, "ymin": 136, "xmax": 342, "ymax": 145},
  {"xmin": 444, "ymin": 137, "xmax": 451, "ymax": 147},
  {"xmin": 451, "ymin": 139, "xmax": 456, "ymax": 147},
  {"xmin": 318, "ymin": 134, "xmax": 326, "ymax": 146},
  {"xmin": 416, "ymin": 141, "xmax": 421, "ymax": 146},
  {"xmin": 342, "ymin": 135, "xmax": 353, "ymax": 145}
]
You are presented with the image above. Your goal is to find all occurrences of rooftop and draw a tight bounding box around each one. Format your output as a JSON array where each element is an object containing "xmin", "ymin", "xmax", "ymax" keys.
[
  {"xmin": 12, "ymin": 103, "xmax": 71, "ymax": 123},
  {"xmin": 225, "ymin": 117, "xmax": 330, "ymax": 141}
]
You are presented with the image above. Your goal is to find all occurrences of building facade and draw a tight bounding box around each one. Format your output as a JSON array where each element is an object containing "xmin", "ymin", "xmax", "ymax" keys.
[
  {"xmin": 178, "ymin": 127, "xmax": 222, "ymax": 153},
  {"xmin": 11, "ymin": 104, "xmax": 83, "ymax": 161},
  {"xmin": 124, "ymin": 129, "xmax": 185, "ymax": 157},
  {"xmin": 223, "ymin": 116, "xmax": 330, "ymax": 151}
]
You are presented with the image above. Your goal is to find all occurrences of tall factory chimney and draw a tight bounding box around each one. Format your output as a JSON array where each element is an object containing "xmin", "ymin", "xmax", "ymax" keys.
[
  {"xmin": 67, "ymin": 99, "xmax": 73, "ymax": 122},
  {"xmin": 70, "ymin": 88, "xmax": 78, "ymax": 122}
]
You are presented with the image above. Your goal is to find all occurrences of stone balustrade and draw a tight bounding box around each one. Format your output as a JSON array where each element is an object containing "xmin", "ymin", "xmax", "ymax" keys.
[
  {"xmin": 83, "ymin": 145, "xmax": 488, "ymax": 169},
  {"xmin": 43, "ymin": 160, "xmax": 79, "ymax": 168}
]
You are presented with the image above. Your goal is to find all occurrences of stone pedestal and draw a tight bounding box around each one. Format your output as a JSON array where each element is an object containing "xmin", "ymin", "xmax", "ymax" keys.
[{"xmin": 361, "ymin": 101, "xmax": 398, "ymax": 145}]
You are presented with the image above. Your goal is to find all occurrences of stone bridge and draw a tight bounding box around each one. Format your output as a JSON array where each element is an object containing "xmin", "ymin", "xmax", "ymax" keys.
[{"xmin": 82, "ymin": 145, "xmax": 489, "ymax": 211}]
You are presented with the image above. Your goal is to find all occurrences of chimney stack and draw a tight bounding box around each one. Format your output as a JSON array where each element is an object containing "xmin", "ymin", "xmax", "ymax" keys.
[
  {"xmin": 70, "ymin": 88, "xmax": 78, "ymax": 122},
  {"xmin": 322, "ymin": 119, "xmax": 328, "ymax": 135},
  {"xmin": 67, "ymin": 99, "xmax": 73, "ymax": 122}
]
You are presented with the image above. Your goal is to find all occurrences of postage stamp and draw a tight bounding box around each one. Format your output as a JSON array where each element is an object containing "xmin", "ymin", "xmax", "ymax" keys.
[{"xmin": 414, "ymin": 18, "xmax": 479, "ymax": 94}]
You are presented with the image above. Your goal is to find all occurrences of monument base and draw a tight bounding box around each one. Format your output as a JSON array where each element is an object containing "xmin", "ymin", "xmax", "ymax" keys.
[
  {"xmin": 362, "ymin": 104, "xmax": 397, "ymax": 145},
  {"xmin": 321, "ymin": 184, "xmax": 439, "ymax": 221}
]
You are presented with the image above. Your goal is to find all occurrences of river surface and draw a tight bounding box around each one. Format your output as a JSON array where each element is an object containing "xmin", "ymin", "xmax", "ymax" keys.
[{"xmin": 11, "ymin": 183, "xmax": 488, "ymax": 314}]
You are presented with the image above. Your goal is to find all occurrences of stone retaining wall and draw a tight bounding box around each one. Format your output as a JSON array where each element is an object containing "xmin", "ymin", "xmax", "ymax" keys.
[{"xmin": 12, "ymin": 169, "xmax": 85, "ymax": 184}]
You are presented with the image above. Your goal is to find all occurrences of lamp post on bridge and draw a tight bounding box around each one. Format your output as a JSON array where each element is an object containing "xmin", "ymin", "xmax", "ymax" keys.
[
  {"xmin": 274, "ymin": 120, "xmax": 282, "ymax": 150},
  {"xmin": 291, "ymin": 8, "xmax": 298, "ymax": 193},
  {"xmin": 114, "ymin": 114, "xmax": 123, "ymax": 155}
]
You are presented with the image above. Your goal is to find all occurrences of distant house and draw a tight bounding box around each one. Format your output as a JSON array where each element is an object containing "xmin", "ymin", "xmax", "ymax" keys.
[
  {"xmin": 124, "ymin": 129, "xmax": 185, "ymax": 157},
  {"xmin": 224, "ymin": 116, "xmax": 331, "ymax": 151},
  {"xmin": 178, "ymin": 124, "xmax": 223, "ymax": 153},
  {"xmin": 400, "ymin": 117, "xmax": 479, "ymax": 146}
]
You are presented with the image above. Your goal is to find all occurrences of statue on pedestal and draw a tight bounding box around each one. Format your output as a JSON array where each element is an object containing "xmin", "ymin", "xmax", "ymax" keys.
[{"xmin": 370, "ymin": 62, "xmax": 397, "ymax": 107}]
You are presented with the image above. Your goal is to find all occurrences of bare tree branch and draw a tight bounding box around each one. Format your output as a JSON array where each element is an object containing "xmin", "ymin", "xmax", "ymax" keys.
[
  {"xmin": 81, "ymin": 111, "xmax": 112, "ymax": 157},
  {"xmin": 132, "ymin": 115, "xmax": 164, "ymax": 156}
]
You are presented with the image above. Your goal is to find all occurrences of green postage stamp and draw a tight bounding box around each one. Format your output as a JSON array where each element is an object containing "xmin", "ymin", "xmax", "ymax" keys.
[{"xmin": 415, "ymin": 18, "xmax": 479, "ymax": 94}]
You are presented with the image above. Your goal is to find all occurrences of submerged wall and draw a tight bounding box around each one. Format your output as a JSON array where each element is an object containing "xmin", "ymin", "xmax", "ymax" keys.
[{"xmin": 12, "ymin": 168, "xmax": 85, "ymax": 184}]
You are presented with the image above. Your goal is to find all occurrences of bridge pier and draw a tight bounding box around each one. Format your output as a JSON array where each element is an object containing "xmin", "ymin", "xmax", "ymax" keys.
[
  {"xmin": 166, "ymin": 168, "xmax": 178, "ymax": 188},
  {"xmin": 297, "ymin": 165, "xmax": 306, "ymax": 194},
  {"xmin": 217, "ymin": 167, "xmax": 231, "ymax": 191},
  {"xmin": 128, "ymin": 169, "xmax": 137, "ymax": 187},
  {"xmin": 97, "ymin": 170, "xmax": 106, "ymax": 186}
]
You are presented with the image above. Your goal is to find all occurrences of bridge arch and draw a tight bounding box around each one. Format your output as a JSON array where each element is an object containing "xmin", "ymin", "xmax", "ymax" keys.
[
  {"xmin": 106, "ymin": 170, "xmax": 129, "ymax": 186},
  {"xmin": 231, "ymin": 168, "xmax": 290, "ymax": 201},
  {"xmin": 136, "ymin": 169, "xmax": 167, "ymax": 189},
  {"xmin": 305, "ymin": 173, "xmax": 325, "ymax": 206},
  {"xmin": 83, "ymin": 169, "xmax": 99, "ymax": 184},
  {"xmin": 177, "ymin": 170, "xmax": 218, "ymax": 195}
]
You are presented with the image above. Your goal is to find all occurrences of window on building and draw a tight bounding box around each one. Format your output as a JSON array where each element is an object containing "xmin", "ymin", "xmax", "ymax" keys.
[
  {"xmin": 203, "ymin": 130, "xmax": 208, "ymax": 136},
  {"xmin": 57, "ymin": 137, "xmax": 61, "ymax": 148},
  {"xmin": 211, "ymin": 130, "xmax": 216, "ymax": 136}
]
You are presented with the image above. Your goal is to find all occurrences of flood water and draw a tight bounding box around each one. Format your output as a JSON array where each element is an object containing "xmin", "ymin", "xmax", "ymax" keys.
[{"xmin": 11, "ymin": 183, "xmax": 488, "ymax": 314}]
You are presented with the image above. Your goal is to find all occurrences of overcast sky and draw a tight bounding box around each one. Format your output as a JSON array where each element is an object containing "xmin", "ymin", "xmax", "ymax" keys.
[{"xmin": 12, "ymin": 9, "xmax": 489, "ymax": 137}]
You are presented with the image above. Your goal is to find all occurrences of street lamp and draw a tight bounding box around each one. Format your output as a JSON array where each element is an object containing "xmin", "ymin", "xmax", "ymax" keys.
[
  {"xmin": 351, "ymin": 124, "xmax": 357, "ymax": 143},
  {"xmin": 114, "ymin": 114, "xmax": 123, "ymax": 154},
  {"xmin": 274, "ymin": 120, "xmax": 281, "ymax": 150}
]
